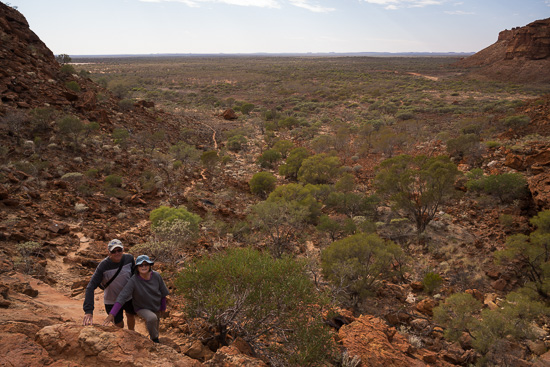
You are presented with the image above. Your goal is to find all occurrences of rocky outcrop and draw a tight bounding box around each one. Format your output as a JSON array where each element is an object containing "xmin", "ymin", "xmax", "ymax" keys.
[
  {"xmin": 338, "ymin": 315, "xmax": 454, "ymax": 367},
  {"xmin": 457, "ymin": 18, "xmax": 550, "ymax": 83}
]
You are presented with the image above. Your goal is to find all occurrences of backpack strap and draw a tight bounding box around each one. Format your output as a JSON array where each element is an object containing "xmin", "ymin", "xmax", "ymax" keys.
[{"xmin": 102, "ymin": 260, "xmax": 124, "ymax": 290}]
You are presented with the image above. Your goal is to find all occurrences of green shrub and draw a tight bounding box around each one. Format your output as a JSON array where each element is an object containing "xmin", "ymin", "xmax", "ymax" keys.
[
  {"xmin": 257, "ymin": 148, "xmax": 281, "ymax": 168},
  {"xmin": 422, "ymin": 272, "xmax": 443, "ymax": 295},
  {"xmin": 249, "ymin": 171, "xmax": 277, "ymax": 198},
  {"xmin": 466, "ymin": 172, "xmax": 528, "ymax": 203},
  {"xmin": 298, "ymin": 153, "xmax": 341, "ymax": 185},
  {"xmin": 149, "ymin": 205, "xmax": 201, "ymax": 233},
  {"xmin": 433, "ymin": 292, "xmax": 482, "ymax": 342},
  {"xmin": 321, "ymin": 233, "xmax": 406, "ymax": 303},
  {"xmin": 176, "ymin": 248, "xmax": 336, "ymax": 365},
  {"xmin": 118, "ymin": 99, "xmax": 134, "ymax": 111},
  {"xmin": 104, "ymin": 174, "xmax": 122, "ymax": 187},
  {"xmin": 503, "ymin": 115, "xmax": 530, "ymax": 129},
  {"xmin": 200, "ymin": 150, "xmax": 219, "ymax": 170},
  {"xmin": 227, "ymin": 134, "xmax": 247, "ymax": 152},
  {"xmin": 65, "ymin": 80, "xmax": 81, "ymax": 92},
  {"xmin": 240, "ymin": 102, "xmax": 255, "ymax": 115},
  {"xmin": 85, "ymin": 168, "xmax": 99, "ymax": 178},
  {"xmin": 112, "ymin": 128, "xmax": 129, "ymax": 146},
  {"xmin": 279, "ymin": 147, "xmax": 310, "ymax": 180},
  {"xmin": 60, "ymin": 64, "xmax": 76, "ymax": 74}
]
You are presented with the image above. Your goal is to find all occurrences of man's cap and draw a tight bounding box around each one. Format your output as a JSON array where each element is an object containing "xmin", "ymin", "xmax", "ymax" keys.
[{"xmin": 108, "ymin": 239, "xmax": 123, "ymax": 252}]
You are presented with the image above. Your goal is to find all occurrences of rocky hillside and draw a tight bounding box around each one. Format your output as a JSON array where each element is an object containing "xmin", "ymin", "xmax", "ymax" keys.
[
  {"xmin": 2, "ymin": 2, "xmax": 550, "ymax": 366},
  {"xmin": 0, "ymin": 3, "xmax": 461, "ymax": 366},
  {"xmin": 458, "ymin": 18, "xmax": 550, "ymax": 83}
]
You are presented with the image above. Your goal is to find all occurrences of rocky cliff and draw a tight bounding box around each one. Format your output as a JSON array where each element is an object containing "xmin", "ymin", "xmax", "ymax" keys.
[{"xmin": 457, "ymin": 18, "xmax": 550, "ymax": 83}]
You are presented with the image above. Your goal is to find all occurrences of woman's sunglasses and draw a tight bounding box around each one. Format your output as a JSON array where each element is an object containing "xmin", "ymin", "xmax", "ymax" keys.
[{"xmin": 110, "ymin": 248, "xmax": 123, "ymax": 254}]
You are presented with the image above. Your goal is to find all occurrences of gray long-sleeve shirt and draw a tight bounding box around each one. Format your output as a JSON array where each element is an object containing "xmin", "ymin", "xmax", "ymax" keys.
[
  {"xmin": 83, "ymin": 254, "xmax": 135, "ymax": 314},
  {"xmin": 115, "ymin": 270, "xmax": 169, "ymax": 312}
]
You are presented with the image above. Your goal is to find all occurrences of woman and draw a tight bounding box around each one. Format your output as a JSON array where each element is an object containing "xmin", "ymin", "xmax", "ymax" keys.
[{"xmin": 103, "ymin": 255, "xmax": 169, "ymax": 343}]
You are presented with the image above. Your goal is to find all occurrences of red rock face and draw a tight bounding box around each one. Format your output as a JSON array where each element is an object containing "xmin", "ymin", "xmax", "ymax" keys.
[
  {"xmin": 503, "ymin": 18, "xmax": 550, "ymax": 60},
  {"xmin": 458, "ymin": 18, "xmax": 550, "ymax": 83}
]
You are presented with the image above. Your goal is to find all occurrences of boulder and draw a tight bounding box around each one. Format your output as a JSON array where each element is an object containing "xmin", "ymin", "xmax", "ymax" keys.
[{"xmin": 35, "ymin": 323, "xmax": 204, "ymax": 366}]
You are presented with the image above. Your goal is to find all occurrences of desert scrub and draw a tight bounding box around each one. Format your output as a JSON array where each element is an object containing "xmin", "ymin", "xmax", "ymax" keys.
[
  {"xmin": 15, "ymin": 241, "xmax": 43, "ymax": 274},
  {"xmin": 422, "ymin": 271, "xmax": 443, "ymax": 295},
  {"xmin": 176, "ymin": 247, "xmax": 337, "ymax": 365}
]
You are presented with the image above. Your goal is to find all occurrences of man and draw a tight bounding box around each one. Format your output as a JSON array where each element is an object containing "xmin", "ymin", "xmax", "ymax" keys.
[{"xmin": 82, "ymin": 239, "xmax": 136, "ymax": 330}]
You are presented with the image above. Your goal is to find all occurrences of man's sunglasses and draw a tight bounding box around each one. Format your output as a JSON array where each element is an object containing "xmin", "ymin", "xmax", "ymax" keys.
[{"xmin": 110, "ymin": 248, "xmax": 123, "ymax": 254}]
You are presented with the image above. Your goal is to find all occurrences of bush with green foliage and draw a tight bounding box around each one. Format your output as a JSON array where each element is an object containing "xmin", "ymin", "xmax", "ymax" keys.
[
  {"xmin": 257, "ymin": 148, "xmax": 281, "ymax": 168},
  {"xmin": 267, "ymin": 183, "xmax": 323, "ymax": 223},
  {"xmin": 375, "ymin": 154, "xmax": 460, "ymax": 234},
  {"xmin": 29, "ymin": 107, "xmax": 56, "ymax": 133},
  {"xmin": 316, "ymin": 214, "xmax": 356, "ymax": 241},
  {"xmin": 279, "ymin": 147, "xmax": 310, "ymax": 180},
  {"xmin": 298, "ymin": 153, "xmax": 342, "ymax": 185},
  {"xmin": 434, "ymin": 291, "xmax": 549, "ymax": 365},
  {"xmin": 249, "ymin": 171, "xmax": 277, "ymax": 198},
  {"xmin": 60, "ymin": 64, "xmax": 76, "ymax": 75},
  {"xmin": 170, "ymin": 141, "xmax": 200, "ymax": 165},
  {"xmin": 446, "ymin": 133, "xmax": 484, "ymax": 164},
  {"xmin": 112, "ymin": 128, "xmax": 130, "ymax": 147},
  {"xmin": 248, "ymin": 200, "xmax": 309, "ymax": 257},
  {"xmin": 57, "ymin": 115, "xmax": 84, "ymax": 150},
  {"xmin": 321, "ymin": 233, "xmax": 406, "ymax": 304},
  {"xmin": 272, "ymin": 139, "xmax": 294, "ymax": 158},
  {"xmin": 422, "ymin": 272, "xmax": 443, "ymax": 295},
  {"xmin": 200, "ymin": 150, "xmax": 219, "ymax": 171},
  {"xmin": 65, "ymin": 80, "xmax": 81, "ymax": 92},
  {"xmin": 226, "ymin": 134, "xmax": 247, "ymax": 152},
  {"xmin": 466, "ymin": 172, "xmax": 528, "ymax": 204},
  {"xmin": 149, "ymin": 205, "xmax": 201, "ymax": 233},
  {"xmin": 176, "ymin": 248, "xmax": 336, "ymax": 366},
  {"xmin": 503, "ymin": 115, "xmax": 530, "ymax": 129},
  {"xmin": 496, "ymin": 210, "xmax": 550, "ymax": 297},
  {"xmin": 104, "ymin": 174, "xmax": 122, "ymax": 187},
  {"xmin": 433, "ymin": 292, "xmax": 482, "ymax": 342}
]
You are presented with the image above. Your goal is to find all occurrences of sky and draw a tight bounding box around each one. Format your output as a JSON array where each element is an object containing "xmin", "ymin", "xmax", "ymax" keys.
[{"xmin": 6, "ymin": 0, "xmax": 550, "ymax": 55}]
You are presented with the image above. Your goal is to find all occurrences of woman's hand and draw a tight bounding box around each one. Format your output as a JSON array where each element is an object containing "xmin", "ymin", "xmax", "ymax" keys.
[{"xmin": 103, "ymin": 314, "xmax": 115, "ymax": 326}]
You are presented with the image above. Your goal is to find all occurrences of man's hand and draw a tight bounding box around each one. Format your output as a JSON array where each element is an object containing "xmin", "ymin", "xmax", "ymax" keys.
[
  {"xmin": 103, "ymin": 314, "xmax": 115, "ymax": 326},
  {"xmin": 83, "ymin": 313, "xmax": 93, "ymax": 326}
]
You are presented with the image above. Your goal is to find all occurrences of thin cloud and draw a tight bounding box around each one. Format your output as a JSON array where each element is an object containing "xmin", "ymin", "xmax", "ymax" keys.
[
  {"xmin": 139, "ymin": 0, "xmax": 335, "ymax": 12},
  {"xmin": 444, "ymin": 10, "xmax": 474, "ymax": 15},
  {"xmin": 139, "ymin": 0, "xmax": 280, "ymax": 8},
  {"xmin": 289, "ymin": 0, "xmax": 335, "ymax": 12},
  {"xmin": 361, "ymin": 0, "xmax": 444, "ymax": 10}
]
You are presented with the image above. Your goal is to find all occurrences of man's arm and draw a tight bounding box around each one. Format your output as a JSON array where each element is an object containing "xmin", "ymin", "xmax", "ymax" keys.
[{"xmin": 82, "ymin": 260, "xmax": 107, "ymax": 324}]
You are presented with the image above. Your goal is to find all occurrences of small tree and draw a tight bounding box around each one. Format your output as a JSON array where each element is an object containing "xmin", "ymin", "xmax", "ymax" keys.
[
  {"xmin": 257, "ymin": 148, "xmax": 281, "ymax": 169},
  {"xmin": 249, "ymin": 171, "xmax": 277, "ymax": 198},
  {"xmin": 433, "ymin": 292, "xmax": 482, "ymax": 342},
  {"xmin": 55, "ymin": 54, "xmax": 72, "ymax": 64},
  {"xmin": 375, "ymin": 154, "xmax": 460, "ymax": 235},
  {"xmin": 321, "ymin": 233, "xmax": 406, "ymax": 305},
  {"xmin": 248, "ymin": 200, "xmax": 308, "ymax": 257},
  {"xmin": 273, "ymin": 139, "xmax": 294, "ymax": 158},
  {"xmin": 298, "ymin": 153, "xmax": 341, "ymax": 185},
  {"xmin": 496, "ymin": 210, "xmax": 550, "ymax": 298},
  {"xmin": 176, "ymin": 248, "xmax": 336, "ymax": 365},
  {"xmin": 201, "ymin": 150, "xmax": 219, "ymax": 171},
  {"xmin": 279, "ymin": 147, "xmax": 310, "ymax": 180}
]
